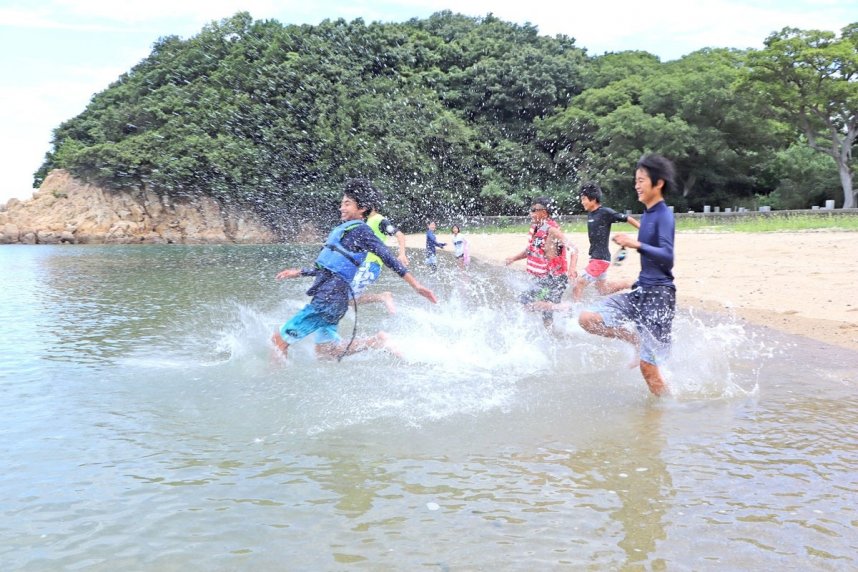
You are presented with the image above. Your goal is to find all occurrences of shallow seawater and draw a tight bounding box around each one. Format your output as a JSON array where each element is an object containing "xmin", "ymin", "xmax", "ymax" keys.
[{"xmin": 1, "ymin": 244, "xmax": 856, "ymax": 570}]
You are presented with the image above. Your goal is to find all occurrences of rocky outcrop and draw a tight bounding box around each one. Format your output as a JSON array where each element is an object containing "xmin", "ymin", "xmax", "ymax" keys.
[{"xmin": 0, "ymin": 170, "xmax": 278, "ymax": 244}]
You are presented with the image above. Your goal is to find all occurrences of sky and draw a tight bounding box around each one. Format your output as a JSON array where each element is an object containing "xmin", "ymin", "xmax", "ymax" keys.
[{"xmin": 0, "ymin": 0, "xmax": 854, "ymax": 204}]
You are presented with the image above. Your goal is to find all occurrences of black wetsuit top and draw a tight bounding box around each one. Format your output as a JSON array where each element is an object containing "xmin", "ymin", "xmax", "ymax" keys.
[{"xmin": 587, "ymin": 206, "xmax": 629, "ymax": 261}]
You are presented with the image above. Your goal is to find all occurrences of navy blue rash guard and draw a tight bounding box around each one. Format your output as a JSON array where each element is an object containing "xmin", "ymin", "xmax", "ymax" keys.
[
  {"xmin": 425, "ymin": 230, "xmax": 446, "ymax": 256},
  {"xmin": 300, "ymin": 222, "xmax": 408, "ymax": 322},
  {"xmin": 636, "ymin": 200, "xmax": 675, "ymax": 287}
]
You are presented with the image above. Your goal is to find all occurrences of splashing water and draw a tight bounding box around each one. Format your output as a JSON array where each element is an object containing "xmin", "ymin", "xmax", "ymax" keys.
[{"xmin": 111, "ymin": 254, "xmax": 770, "ymax": 440}]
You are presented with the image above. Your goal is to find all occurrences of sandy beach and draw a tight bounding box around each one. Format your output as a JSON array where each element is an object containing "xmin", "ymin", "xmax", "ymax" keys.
[{"xmin": 405, "ymin": 230, "xmax": 858, "ymax": 353}]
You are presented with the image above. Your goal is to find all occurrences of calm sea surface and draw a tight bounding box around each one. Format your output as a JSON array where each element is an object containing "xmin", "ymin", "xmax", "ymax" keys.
[{"xmin": 1, "ymin": 244, "xmax": 857, "ymax": 571}]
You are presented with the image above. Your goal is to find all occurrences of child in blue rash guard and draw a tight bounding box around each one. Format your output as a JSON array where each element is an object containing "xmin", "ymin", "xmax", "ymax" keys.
[
  {"xmin": 272, "ymin": 179, "xmax": 437, "ymax": 361},
  {"xmin": 578, "ymin": 154, "xmax": 677, "ymax": 396},
  {"xmin": 425, "ymin": 221, "xmax": 446, "ymax": 271}
]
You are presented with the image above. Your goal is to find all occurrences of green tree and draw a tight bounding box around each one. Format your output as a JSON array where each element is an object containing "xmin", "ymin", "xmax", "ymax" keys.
[
  {"xmin": 35, "ymin": 11, "xmax": 849, "ymax": 231},
  {"xmin": 642, "ymin": 49, "xmax": 787, "ymax": 208},
  {"xmin": 537, "ymin": 48, "xmax": 790, "ymax": 211},
  {"xmin": 745, "ymin": 23, "xmax": 858, "ymax": 208},
  {"xmin": 763, "ymin": 144, "xmax": 840, "ymax": 209}
]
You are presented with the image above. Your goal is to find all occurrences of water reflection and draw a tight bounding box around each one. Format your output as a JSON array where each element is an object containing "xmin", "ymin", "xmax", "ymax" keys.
[
  {"xmin": 31, "ymin": 245, "xmax": 293, "ymax": 364},
  {"xmin": 597, "ymin": 406, "xmax": 671, "ymax": 567}
]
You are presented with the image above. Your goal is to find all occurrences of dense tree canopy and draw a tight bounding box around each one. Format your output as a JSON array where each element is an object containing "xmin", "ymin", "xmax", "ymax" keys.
[
  {"xmin": 745, "ymin": 24, "xmax": 857, "ymax": 208},
  {"xmin": 35, "ymin": 12, "xmax": 856, "ymax": 233}
]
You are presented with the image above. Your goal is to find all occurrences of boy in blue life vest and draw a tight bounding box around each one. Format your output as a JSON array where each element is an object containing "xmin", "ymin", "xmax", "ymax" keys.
[{"xmin": 272, "ymin": 179, "xmax": 437, "ymax": 360}]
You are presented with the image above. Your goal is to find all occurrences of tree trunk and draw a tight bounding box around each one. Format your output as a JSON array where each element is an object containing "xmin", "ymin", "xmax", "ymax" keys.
[
  {"xmin": 840, "ymin": 161, "xmax": 855, "ymax": 209},
  {"xmin": 838, "ymin": 131, "xmax": 855, "ymax": 209},
  {"xmin": 682, "ymin": 174, "xmax": 696, "ymax": 198}
]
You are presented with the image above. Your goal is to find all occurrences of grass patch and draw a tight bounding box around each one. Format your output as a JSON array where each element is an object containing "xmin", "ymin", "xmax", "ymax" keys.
[
  {"xmin": 676, "ymin": 213, "xmax": 858, "ymax": 232},
  {"xmin": 470, "ymin": 213, "xmax": 858, "ymax": 234}
]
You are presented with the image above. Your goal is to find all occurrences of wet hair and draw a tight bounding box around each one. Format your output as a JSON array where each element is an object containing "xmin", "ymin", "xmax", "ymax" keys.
[
  {"xmin": 579, "ymin": 182, "xmax": 603, "ymax": 203},
  {"xmin": 636, "ymin": 154, "xmax": 677, "ymax": 195},
  {"xmin": 343, "ymin": 178, "xmax": 382, "ymax": 217},
  {"xmin": 531, "ymin": 196, "xmax": 553, "ymax": 216}
]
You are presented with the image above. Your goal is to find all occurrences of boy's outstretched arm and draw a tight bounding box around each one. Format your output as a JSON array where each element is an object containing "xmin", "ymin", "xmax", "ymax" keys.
[
  {"xmin": 275, "ymin": 268, "xmax": 303, "ymax": 280},
  {"xmin": 402, "ymin": 273, "xmax": 437, "ymax": 304}
]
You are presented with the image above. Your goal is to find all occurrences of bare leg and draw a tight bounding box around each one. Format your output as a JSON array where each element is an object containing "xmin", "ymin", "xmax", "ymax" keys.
[
  {"xmin": 640, "ymin": 361, "xmax": 669, "ymax": 396},
  {"xmin": 579, "ymin": 311, "xmax": 669, "ymax": 395},
  {"xmin": 579, "ymin": 310, "xmax": 638, "ymax": 344},
  {"xmin": 315, "ymin": 331, "xmax": 401, "ymax": 360},
  {"xmin": 355, "ymin": 291, "xmax": 396, "ymax": 314},
  {"xmin": 596, "ymin": 279, "xmax": 634, "ymax": 296},
  {"xmin": 578, "ymin": 310, "xmax": 640, "ymax": 367},
  {"xmin": 271, "ymin": 331, "xmax": 289, "ymax": 358},
  {"xmin": 572, "ymin": 276, "xmax": 587, "ymax": 302}
]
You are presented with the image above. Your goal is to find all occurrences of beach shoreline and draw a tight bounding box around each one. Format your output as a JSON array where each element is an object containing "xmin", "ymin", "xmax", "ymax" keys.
[{"xmin": 405, "ymin": 230, "xmax": 858, "ymax": 353}]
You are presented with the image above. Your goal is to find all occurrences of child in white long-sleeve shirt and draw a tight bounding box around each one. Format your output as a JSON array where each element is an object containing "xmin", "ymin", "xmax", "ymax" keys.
[{"xmin": 451, "ymin": 225, "xmax": 469, "ymax": 270}]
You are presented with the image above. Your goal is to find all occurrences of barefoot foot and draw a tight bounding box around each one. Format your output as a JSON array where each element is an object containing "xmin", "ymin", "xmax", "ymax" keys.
[
  {"xmin": 271, "ymin": 331, "xmax": 289, "ymax": 359},
  {"xmin": 376, "ymin": 331, "xmax": 403, "ymax": 358}
]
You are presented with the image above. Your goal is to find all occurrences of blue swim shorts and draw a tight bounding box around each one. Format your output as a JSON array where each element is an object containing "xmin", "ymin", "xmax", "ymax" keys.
[
  {"xmin": 349, "ymin": 260, "xmax": 382, "ymax": 298},
  {"xmin": 589, "ymin": 284, "xmax": 676, "ymax": 365},
  {"xmin": 278, "ymin": 304, "xmax": 341, "ymax": 345}
]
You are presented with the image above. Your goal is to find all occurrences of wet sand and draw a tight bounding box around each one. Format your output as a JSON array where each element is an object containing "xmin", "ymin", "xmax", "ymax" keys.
[{"xmin": 405, "ymin": 230, "xmax": 858, "ymax": 353}]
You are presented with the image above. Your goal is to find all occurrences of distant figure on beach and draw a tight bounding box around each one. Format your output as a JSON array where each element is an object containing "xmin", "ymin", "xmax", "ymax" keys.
[
  {"xmin": 573, "ymin": 181, "xmax": 640, "ymax": 301},
  {"xmin": 578, "ymin": 154, "xmax": 677, "ymax": 396},
  {"xmin": 504, "ymin": 197, "xmax": 578, "ymax": 330},
  {"xmin": 425, "ymin": 221, "xmax": 446, "ymax": 272},
  {"xmin": 272, "ymin": 178, "xmax": 437, "ymax": 360},
  {"xmin": 451, "ymin": 225, "xmax": 470, "ymax": 270},
  {"xmin": 351, "ymin": 192, "xmax": 411, "ymax": 314}
]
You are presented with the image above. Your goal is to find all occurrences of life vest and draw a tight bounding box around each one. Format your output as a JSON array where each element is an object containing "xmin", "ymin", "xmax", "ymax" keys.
[
  {"xmin": 525, "ymin": 219, "xmax": 567, "ymax": 277},
  {"xmin": 364, "ymin": 213, "xmax": 386, "ymax": 267},
  {"xmin": 314, "ymin": 220, "xmax": 367, "ymax": 281}
]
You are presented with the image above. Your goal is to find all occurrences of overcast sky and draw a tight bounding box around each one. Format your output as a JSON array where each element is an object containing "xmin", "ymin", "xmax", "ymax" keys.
[{"xmin": 0, "ymin": 0, "xmax": 853, "ymax": 203}]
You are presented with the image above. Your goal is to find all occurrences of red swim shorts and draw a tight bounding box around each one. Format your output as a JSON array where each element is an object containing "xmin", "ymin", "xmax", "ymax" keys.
[{"xmin": 584, "ymin": 259, "xmax": 611, "ymax": 280}]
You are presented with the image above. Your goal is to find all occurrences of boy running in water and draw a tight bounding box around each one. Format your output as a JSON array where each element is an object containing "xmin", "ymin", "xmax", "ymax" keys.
[
  {"xmin": 272, "ymin": 179, "xmax": 437, "ymax": 360},
  {"xmin": 573, "ymin": 182, "xmax": 640, "ymax": 301},
  {"xmin": 504, "ymin": 197, "xmax": 578, "ymax": 330},
  {"xmin": 579, "ymin": 155, "xmax": 677, "ymax": 396}
]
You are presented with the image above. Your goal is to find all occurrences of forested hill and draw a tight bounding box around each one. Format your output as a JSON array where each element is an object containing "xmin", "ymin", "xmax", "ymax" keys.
[{"xmin": 35, "ymin": 11, "xmax": 851, "ymax": 231}]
